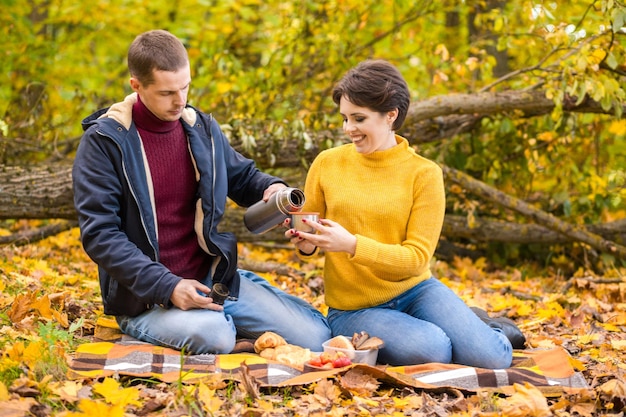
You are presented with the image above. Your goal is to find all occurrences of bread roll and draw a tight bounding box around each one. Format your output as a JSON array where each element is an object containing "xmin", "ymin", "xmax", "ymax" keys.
[
  {"xmin": 259, "ymin": 348, "xmax": 276, "ymax": 360},
  {"xmin": 257, "ymin": 344, "xmax": 313, "ymax": 368},
  {"xmin": 273, "ymin": 345, "xmax": 314, "ymax": 367},
  {"xmin": 254, "ymin": 331, "xmax": 287, "ymax": 353},
  {"xmin": 326, "ymin": 335, "xmax": 355, "ymax": 350}
]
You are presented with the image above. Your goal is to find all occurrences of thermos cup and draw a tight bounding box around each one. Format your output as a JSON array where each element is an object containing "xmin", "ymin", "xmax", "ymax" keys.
[
  {"xmin": 244, "ymin": 187, "xmax": 305, "ymax": 234},
  {"xmin": 208, "ymin": 283, "xmax": 229, "ymax": 305}
]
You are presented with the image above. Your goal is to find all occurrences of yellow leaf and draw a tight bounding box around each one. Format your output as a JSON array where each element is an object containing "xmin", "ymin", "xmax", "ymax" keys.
[
  {"xmin": 597, "ymin": 379, "xmax": 626, "ymax": 402},
  {"xmin": 465, "ymin": 56, "xmax": 479, "ymax": 71},
  {"xmin": 608, "ymin": 120, "xmax": 626, "ymax": 136},
  {"xmin": 93, "ymin": 377, "xmax": 142, "ymax": 408},
  {"xmin": 23, "ymin": 340, "xmax": 46, "ymax": 370},
  {"xmin": 536, "ymin": 131, "xmax": 554, "ymax": 141},
  {"xmin": 434, "ymin": 43, "xmax": 450, "ymax": 61},
  {"xmin": 432, "ymin": 70, "xmax": 449, "ymax": 85},
  {"xmin": 498, "ymin": 383, "xmax": 551, "ymax": 417},
  {"xmin": 590, "ymin": 49, "xmax": 607, "ymax": 65},
  {"xmin": 93, "ymin": 377, "xmax": 120, "ymax": 395},
  {"xmin": 467, "ymin": 211, "xmax": 477, "ymax": 229},
  {"xmin": 96, "ymin": 316, "xmax": 120, "ymax": 329},
  {"xmin": 49, "ymin": 380, "xmax": 83, "ymax": 403},
  {"xmin": 516, "ymin": 303, "xmax": 534, "ymax": 317},
  {"xmin": 494, "ymin": 16, "xmax": 504, "ymax": 32},
  {"xmin": 3, "ymin": 341, "xmax": 24, "ymax": 363},
  {"xmin": 0, "ymin": 381, "xmax": 8, "ymax": 401},
  {"xmin": 37, "ymin": 375, "xmax": 53, "ymax": 388},
  {"xmin": 313, "ymin": 378, "xmax": 341, "ymax": 405},
  {"xmin": 257, "ymin": 398, "xmax": 275, "ymax": 411},
  {"xmin": 7, "ymin": 292, "xmax": 35, "ymax": 323},
  {"xmin": 52, "ymin": 309, "xmax": 69, "ymax": 328},
  {"xmin": 31, "ymin": 294, "xmax": 53, "ymax": 319},
  {"xmin": 94, "ymin": 318, "xmax": 123, "ymax": 341},
  {"xmin": 197, "ymin": 383, "xmax": 224, "ymax": 413},
  {"xmin": 577, "ymin": 334, "xmax": 600, "ymax": 344},
  {"xmin": 611, "ymin": 339, "xmax": 626, "ymax": 350},
  {"xmin": 67, "ymin": 399, "xmax": 126, "ymax": 417},
  {"xmin": 568, "ymin": 356, "xmax": 586, "ymax": 371},
  {"xmin": 576, "ymin": 54, "xmax": 588, "ymax": 72},
  {"xmin": 216, "ymin": 81, "xmax": 232, "ymax": 94},
  {"xmin": 352, "ymin": 394, "xmax": 380, "ymax": 407},
  {"xmin": 398, "ymin": 394, "xmax": 423, "ymax": 410},
  {"xmin": 391, "ymin": 396, "xmax": 411, "ymax": 407},
  {"xmin": 599, "ymin": 322, "xmax": 621, "ymax": 332}
]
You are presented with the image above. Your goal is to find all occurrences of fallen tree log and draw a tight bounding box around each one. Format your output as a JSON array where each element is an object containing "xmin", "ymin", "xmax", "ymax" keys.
[
  {"xmin": 443, "ymin": 166, "xmax": 626, "ymax": 259},
  {"xmin": 402, "ymin": 90, "xmax": 626, "ymax": 144},
  {"xmin": 406, "ymin": 90, "xmax": 618, "ymax": 124},
  {"xmin": 0, "ymin": 165, "xmax": 75, "ymax": 219},
  {"xmin": 1, "ymin": 163, "xmax": 625, "ymax": 260},
  {"xmin": 441, "ymin": 216, "xmax": 626, "ymax": 246},
  {"xmin": 0, "ymin": 221, "xmax": 76, "ymax": 246}
]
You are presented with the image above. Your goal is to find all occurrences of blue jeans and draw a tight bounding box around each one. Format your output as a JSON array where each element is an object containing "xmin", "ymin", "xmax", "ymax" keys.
[
  {"xmin": 117, "ymin": 270, "xmax": 331, "ymax": 354},
  {"xmin": 327, "ymin": 278, "xmax": 512, "ymax": 369}
]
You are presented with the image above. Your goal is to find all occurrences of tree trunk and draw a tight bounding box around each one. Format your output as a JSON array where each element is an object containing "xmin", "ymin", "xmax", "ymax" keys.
[{"xmin": 0, "ymin": 165, "xmax": 75, "ymax": 219}]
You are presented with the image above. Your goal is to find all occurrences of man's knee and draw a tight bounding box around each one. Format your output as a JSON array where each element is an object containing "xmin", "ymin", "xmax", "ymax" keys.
[{"xmin": 185, "ymin": 327, "xmax": 237, "ymax": 354}]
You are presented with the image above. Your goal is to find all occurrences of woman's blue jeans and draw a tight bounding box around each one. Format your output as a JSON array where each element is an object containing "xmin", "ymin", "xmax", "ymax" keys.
[
  {"xmin": 117, "ymin": 269, "xmax": 331, "ymax": 354},
  {"xmin": 327, "ymin": 278, "xmax": 513, "ymax": 369}
]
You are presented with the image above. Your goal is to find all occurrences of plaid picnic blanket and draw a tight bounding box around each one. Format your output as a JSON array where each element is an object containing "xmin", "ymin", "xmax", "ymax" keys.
[{"xmin": 67, "ymin": 339, "xmax": 588, "ymax": 395}]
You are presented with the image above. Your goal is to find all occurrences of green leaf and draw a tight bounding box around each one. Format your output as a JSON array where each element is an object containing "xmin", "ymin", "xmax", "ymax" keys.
[{"xmin": 611, "ymin": 8, "xmax": 625, "ymax": 32}]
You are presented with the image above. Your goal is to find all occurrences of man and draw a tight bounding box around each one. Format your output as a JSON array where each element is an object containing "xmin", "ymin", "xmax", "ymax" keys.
[{"xmin": 72, "ymin": 29, "xmax": 330, "ymax": 353}]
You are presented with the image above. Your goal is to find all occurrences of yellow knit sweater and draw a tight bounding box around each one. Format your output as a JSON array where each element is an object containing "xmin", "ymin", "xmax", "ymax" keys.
[{"xmin": 301, "ymin": 136, "xmax": 445, "ymax": 310}]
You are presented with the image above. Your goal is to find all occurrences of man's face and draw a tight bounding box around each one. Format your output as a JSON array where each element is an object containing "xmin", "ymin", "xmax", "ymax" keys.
[{"xmin": 130, "ymin": 65, "xmax": 191, "ymax": 122}]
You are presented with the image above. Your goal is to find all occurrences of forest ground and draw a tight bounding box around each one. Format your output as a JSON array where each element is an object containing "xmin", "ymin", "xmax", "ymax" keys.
[{"xmin": 0, "ymin": 222, "xmax": 625, "ymax": 416}]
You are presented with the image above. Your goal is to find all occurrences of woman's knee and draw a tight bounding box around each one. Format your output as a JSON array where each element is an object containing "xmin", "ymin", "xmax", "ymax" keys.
[
  {"xmin": 487, "ymin": 352, "xmax": 513, "ymax": 369},
  {"xmin": 458, "ymin": 343, "xmax": 512, "ymax": 369},
  {"xmin": 378, "ymin": 332, "xmax": 452, "ymax": 366}
]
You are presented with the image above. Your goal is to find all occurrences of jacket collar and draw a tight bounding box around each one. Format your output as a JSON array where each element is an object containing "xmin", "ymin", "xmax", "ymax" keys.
[{"xmin": 100, "ymin": 92, "xmax": 197, "ymax": 129}]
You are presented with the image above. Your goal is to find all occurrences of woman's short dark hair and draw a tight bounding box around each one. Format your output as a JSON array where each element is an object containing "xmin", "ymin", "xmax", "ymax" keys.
[
  {"xmin": 127, "ymin": 30, "xmax": 189, "ymax": 86},
  {"xmin": 332, "ymin": 59, "xmax": 410, "ymax": 130}
]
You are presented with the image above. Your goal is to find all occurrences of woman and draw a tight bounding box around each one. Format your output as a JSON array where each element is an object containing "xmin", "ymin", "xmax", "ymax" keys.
[{"xmin": 287, "ymin": 59, "xmax": 524, "ymax": 368}]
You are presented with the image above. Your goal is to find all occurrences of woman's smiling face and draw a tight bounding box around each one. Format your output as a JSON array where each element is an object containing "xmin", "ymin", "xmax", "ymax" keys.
[{"xmin": 339, "ymin": 96, "xmax": 397, "ymax": 155}]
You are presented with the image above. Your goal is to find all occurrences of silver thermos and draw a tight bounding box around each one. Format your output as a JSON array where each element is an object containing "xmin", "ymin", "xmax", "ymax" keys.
[{"xmin": 244, "ymin": 187, "xmax": 305, "ymax": 234}]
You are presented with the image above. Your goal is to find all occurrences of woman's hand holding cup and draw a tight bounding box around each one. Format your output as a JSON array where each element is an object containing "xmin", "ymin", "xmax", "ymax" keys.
[{"xmin": 289, "ymin": 212, "xmax": 319, "ymax": 233}]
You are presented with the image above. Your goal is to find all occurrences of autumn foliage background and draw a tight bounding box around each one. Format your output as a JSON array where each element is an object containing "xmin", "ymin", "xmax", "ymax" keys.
[{"xmin": 1, "ymin": 0, "xmax": 626, "ymax": 416}]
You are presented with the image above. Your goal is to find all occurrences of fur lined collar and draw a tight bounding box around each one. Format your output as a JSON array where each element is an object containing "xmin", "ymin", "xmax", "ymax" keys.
[{"xmin": 100, "ymin": 92, "xmax": 197, "ymax": 129}]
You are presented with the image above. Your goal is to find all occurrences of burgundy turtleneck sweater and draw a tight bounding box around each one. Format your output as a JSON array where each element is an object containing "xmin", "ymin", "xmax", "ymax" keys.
[{"xmin": 133, "ymin": 97, "xmax": 210, "ymax": 280}]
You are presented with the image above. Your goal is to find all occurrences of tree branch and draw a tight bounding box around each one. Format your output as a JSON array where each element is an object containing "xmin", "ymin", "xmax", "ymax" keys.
[
  {"xmin": 442, "ymin": 166, "xmax": 626, "ymax": 259},
  {"xmin": 404, "ymin": 89, "xmax": 625, "ymax": 124},
  {"xmin": 0, "ymin": 220, "xmax": 76, "ymax": 246}
]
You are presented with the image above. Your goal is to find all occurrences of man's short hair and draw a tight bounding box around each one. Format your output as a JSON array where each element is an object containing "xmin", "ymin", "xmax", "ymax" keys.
[{"xmin": 127, "ymin": 29, "xmax": 189, "ymax": 86}]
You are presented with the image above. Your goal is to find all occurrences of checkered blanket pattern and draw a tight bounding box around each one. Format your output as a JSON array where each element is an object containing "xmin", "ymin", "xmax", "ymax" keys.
[{"xmin": 68, "ymin": 340, "xmax": 588, "ymax": 395}]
